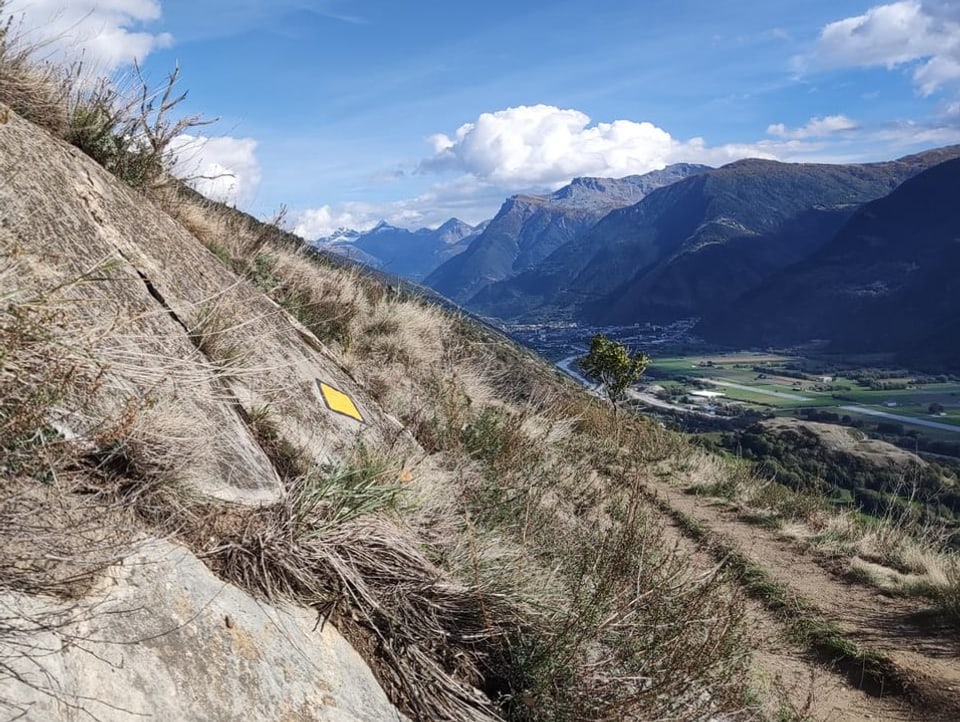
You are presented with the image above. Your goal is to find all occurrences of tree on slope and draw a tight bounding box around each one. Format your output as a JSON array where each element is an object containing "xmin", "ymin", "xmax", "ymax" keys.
[{"xmin": 580, "ymin": 334, "xmax": 650, "ymax": 410}]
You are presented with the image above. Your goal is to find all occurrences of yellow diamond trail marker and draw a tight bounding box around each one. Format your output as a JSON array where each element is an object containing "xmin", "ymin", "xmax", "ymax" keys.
[
  {"xmin": 318, "ymin": 381, "xmax": 364, "ymax": 423},
  {"xmin": 317, "ymin": 379, "xmax": 363, "ymax": 421}
]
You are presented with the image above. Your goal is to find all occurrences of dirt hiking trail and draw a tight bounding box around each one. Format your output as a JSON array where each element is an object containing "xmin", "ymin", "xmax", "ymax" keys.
[{"xmin": 644, "ymin": 477, "xmax": 959, "ymax": 721}]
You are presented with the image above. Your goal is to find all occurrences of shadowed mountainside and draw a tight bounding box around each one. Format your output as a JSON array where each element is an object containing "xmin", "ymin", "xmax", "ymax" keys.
[
  {"xmin": 467, "ymin": 147, "xmax": 960, "ymax": 325},
  {"xmin": 697, "ymin": 156, "xmax": 960, "ymax": 371}
]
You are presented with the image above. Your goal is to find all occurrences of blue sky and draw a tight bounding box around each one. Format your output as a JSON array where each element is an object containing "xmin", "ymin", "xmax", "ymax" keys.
[{"xmin": 8, "ymin": 1, "xmax": 960, "ymax": 236}]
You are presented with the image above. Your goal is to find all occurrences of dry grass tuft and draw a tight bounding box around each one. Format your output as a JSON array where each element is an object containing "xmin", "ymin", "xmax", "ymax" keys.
[
  {"xmin": 209, "ymin": 510, "xmax": 515, "ymax": 720},
  {"xmin": 0, "ymin": 7, "xmax": 70, "ymax": 135},
  {"xmin": 260, "ymin": 248, "xmax": 365, "ymax": 348},
  {"xmin": 813, "ymin": 509, "xmax": 960, "ymax": 596},
  {"xmin": 100, "ymin": 451, "xmax": 513, "ymax": 722},
  {"xmin": 186, "ymin": 295, "xmax": 248, "ymax": 370}
]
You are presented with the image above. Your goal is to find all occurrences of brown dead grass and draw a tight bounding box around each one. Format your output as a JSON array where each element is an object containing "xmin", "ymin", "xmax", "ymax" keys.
[{"xmin": 0, "ymin": 7, "xmax": 70, "ymax": 136}]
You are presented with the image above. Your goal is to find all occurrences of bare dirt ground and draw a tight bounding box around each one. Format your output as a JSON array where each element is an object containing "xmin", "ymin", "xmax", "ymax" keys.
[{"xmin": 643, "ymin": 477, "xmax": 959, "ymax": 721}]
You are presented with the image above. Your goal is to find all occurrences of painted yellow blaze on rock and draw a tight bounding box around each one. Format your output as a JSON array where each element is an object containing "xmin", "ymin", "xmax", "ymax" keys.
[{"xmin": 318, "ymin": 381, "xmax": 363, "ymax": 422}]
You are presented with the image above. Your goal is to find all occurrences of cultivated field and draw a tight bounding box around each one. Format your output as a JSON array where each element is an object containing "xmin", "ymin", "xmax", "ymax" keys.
[{"xmin": 644, "ymin": 353, "xmax": 960, "ymax": 433}]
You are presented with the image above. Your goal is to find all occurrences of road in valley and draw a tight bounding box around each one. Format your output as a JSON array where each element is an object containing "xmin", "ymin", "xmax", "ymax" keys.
[
  {"xmin": 840, "ymin": 405, "xmax": 960, "ymax": 433},
  {"xmin": 704, "ymin": 379, "xmax": 811, "ymax": 401},
  {"xmin": 555, "ymin": 355, "xmax": 593, "ymax": 388},
  {"xmin": 556, "ymin": 356, "xmax": 717, "ymax": 417}
]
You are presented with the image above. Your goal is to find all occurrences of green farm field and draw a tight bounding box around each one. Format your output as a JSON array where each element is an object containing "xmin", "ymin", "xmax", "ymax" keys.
[{"xmin": 644, "ymin": 353, "xmax": 960, "ymax": 432}]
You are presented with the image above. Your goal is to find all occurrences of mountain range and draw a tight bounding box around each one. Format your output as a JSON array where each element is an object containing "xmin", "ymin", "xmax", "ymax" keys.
[
  {"xmin": 697, "ymin": 156, "xmax": 960, "ymax": 370},
  {"xmin": 464, "ymin": 146, "xmax": 960, "ymax": 325},
  {"xmin": 424, "ymin": 164, "xmax": 711, "ymax": 303},
  {"xmin": 308, "ymin": 145, "xmax": 960, "ymax": 370},
  {"xmin": 312, "ymin": 218, "xmax": 483, "ymax": 281}
]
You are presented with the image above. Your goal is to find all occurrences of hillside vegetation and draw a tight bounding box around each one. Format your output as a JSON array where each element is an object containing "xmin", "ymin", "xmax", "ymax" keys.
[
  {"xmin": 0, "ymin": 21, "xmax": 758, "ymax": 720},
  {"xmin": 2, "ymin": 13, "xmax": 959, "ymax": 721}
]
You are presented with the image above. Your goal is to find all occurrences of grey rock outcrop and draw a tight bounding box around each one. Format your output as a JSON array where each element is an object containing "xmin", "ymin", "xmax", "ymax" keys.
[
  {"xmin": 0, "ymin": 102, "xmax": 410, "ymax": 720},
  {"xmin": 0, "ymin": 539, "xmax": 405, "ymax": 721},
  {"xmin": 0, "ymin": 103, "xmax": 405, "ymax": 506}
]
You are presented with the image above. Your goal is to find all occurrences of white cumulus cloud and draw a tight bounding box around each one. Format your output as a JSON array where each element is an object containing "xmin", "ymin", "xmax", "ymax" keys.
[
  {"xmin": 767, "ymin": 115, "xmax": 860, "ymax": 139},
  {"xmin": 813, "ymin": 1, "xmax": 960, "ymax": 96},
  {"xmin": 420, "ymin": 104, "xmax": 781, "ymax": 188},
  {"xmin": 5, "ymin": 0, "xmax": 172, "ymax": 70},
  {"xmin": 297, "ymin": 99, "xmax": 960, "ymax": 241},
  {"xmin": 423, "ymin": 105, "xmax": 679, "ymax": 187},
  {"xmin": 170, "ymin": 135, "xmax": 262, "ymax": 206},
  {"xmin": 294, "ymin": 206, "xmax": 380, "ymax": 239},
  {"xmin": 297, "ymin": 105, "xmax": 821, "ymax": 239}
]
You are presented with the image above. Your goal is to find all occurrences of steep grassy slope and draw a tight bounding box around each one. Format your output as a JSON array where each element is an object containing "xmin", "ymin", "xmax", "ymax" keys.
[{"xmin": 0, "ymin": 91, "xmax": 757, "ymax": 719}]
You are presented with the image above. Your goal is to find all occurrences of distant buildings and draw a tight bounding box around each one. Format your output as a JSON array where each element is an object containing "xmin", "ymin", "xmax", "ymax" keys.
[{"xmin": 690, "ymin": 390, "xmax": 724, "ymax": 399}]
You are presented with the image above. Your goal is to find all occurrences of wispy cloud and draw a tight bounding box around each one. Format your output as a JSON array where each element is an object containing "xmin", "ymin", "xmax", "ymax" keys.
[
  {"xmin": 162, "ymin": 0, "xmax": 363, "ymax": 43},
  {"xmin": 767, "ymin": 114, "xmax": 860, "ymax": 139}
]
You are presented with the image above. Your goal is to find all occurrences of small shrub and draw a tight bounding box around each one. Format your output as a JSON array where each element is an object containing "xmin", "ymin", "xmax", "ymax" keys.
[
  {"xmin": 462, "ymin": 407, "xmax": 527, "ymax": 467},
  {"xmin": 248, "ymin": 253, "xmax": 281, "ymax": 292},
  {"xmin": 65, "ymin": 80, "xmax": 164, "ymax": 188},
  {"xmin": 0, "ymin": 4, "xmax": 212, "ymax": 189},
  {"xmin": 291, "ymin": 449, "xmax": 403, "ymax": 538},
  {"xmin": 280, "ymin": 287, "xmax": 357, "ymax": 347}
]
